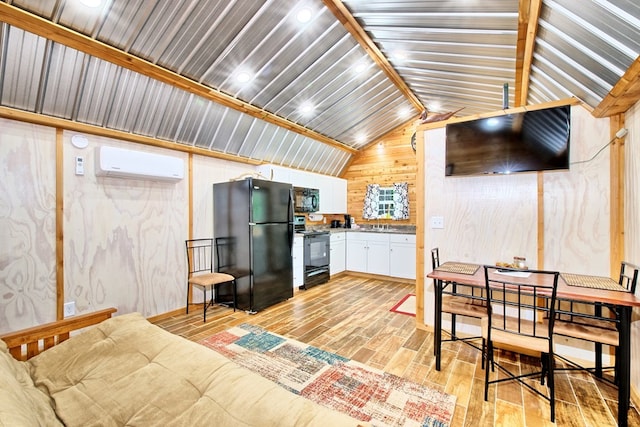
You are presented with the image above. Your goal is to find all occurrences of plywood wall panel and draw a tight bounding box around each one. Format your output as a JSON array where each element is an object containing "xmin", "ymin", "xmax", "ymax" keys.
[
  {"xmin": 624, "ymin": 101, "xmax": 640, "ymax": 393},
  {"xmin": 543, "ymin": 107, "xmax": 611, "ymax": 274},
  {"xmin": 63, "ymin": 132, "xmax": 189, "ymax": 318},
  {"xmin": 0, "ymin": 119, "xmax": 57, "ymax": 333}
]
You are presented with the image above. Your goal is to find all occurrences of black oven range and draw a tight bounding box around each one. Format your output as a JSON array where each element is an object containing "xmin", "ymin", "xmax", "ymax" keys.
[{"xmin": 299, "ymin": 230, "xmax": 330, "ymax": 290}]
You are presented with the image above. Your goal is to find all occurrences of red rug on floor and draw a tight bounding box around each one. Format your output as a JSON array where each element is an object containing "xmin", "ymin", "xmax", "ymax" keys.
[
  {"xmin": 390, "ymin": 294, "xmax": 416, "ymax": 317},
  {"xmin": 199, "ymin": 324, "xmax": 455, "ymax": 427}
]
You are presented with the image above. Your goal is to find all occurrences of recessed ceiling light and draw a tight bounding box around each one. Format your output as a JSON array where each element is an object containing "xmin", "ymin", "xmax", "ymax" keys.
[
  {"xmin": 398, "ymin": 107, "xmax": 411, "ymax": 118},
  {"xmin": 392, "ymin": 50, "xmax": 407, "ymax": 63},
  {"xmin": 236, "ymin": 71, "xmax": 253, "ymax": 84},
  {"xmin": 353, "ymin": 62, "xmax": 367, "ymax": 74},
  {"xmin": 296, "ymin": 8, "xmax": 312, "ymax": 23},
  {"xmin": 79, "ymin": 0, "xmax": 102, "ymax": 7},
  {"xmin": 428, "ymin": 102, "xmax": 441, "ymax": 112},
  {"xmin": 299, "ymin": 102, "xmax": 315, "ymax": 116}
]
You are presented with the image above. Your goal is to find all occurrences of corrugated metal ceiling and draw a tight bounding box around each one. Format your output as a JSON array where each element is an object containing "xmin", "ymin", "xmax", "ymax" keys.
[{"xmin": 0, "ymin": 0, "xmax": 639, "ymax": 176}]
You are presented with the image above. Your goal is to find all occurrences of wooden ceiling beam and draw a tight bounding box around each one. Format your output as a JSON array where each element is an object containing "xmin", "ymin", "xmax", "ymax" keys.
[
  {"xmin": 0, "ymin": 106, "xmax": 263, "ymax": 165},
  {"xmin": 515, "ymin": 0, "xmax": 542, "ymax": 107},
  {"xmin": 0, "ymin": 2, "xmax": 357, "ymax": 155},
  {"xmin": 323, "ymin": 0, "xmax": 425, "ymax": 113},
  {"xmin": 593, "ymin": 55, "xmax": 640, "ymax": 118}
]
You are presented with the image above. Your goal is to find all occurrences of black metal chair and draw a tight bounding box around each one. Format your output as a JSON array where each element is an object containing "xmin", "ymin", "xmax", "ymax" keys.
[
  {"xmin": 553, "ymin": 261, "xmax": 639, "ymax": 384},
  {"xmin": 431, "ymin": 248, "xmax": 486, "ymax": 371},
  {"xmin": 482, "ymin": 266, "xmax": 560, "ymax": 422},
  {"xmin": 185, "ymin": 238, "xmax": 237, "ymax": 322}
]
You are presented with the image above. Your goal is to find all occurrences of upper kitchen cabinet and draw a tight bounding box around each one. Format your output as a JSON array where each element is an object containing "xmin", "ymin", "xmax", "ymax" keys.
[
  {"xmin": 256, "ymin": 164, "xmax": 347, "ymax": 214},
  {"xmin": 316, "ymin": 177, "xmax": 347, "ymax": 214},
  {"xmin": 256, "ymin": 164, "xmax": 292, "ymax": 184}
]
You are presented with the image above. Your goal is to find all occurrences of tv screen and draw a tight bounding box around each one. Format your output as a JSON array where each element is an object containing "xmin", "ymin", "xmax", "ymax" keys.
[{"xmin": 445, "ymin": 105, "xmax": 571, "ymax": 176}]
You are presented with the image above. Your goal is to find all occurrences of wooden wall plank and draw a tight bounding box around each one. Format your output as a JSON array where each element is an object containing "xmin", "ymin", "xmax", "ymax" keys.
[
  {"xmin": 342, "ymin": 122, "xmax": 419, "ymax": 226},
  {"xmin": 56, "ymin": 129, "xmax": 64, "ymax": 320}
]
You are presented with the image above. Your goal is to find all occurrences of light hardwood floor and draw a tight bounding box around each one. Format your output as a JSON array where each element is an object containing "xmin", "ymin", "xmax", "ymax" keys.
[{"xmin": 152, "ymin": 274, "xmax": 639, "ymax": 427}]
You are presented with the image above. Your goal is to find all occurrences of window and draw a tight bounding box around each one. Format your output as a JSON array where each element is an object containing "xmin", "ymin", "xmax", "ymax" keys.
[
  {"xmin": 363, "ymin": 182, "xmax": 409, "ymax": 220},
  {"xmin": 377, "ymin": 187, "xmax": 395, "ymax": 219}
]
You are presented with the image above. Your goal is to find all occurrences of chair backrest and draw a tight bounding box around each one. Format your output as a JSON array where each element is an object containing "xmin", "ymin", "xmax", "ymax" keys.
[
  {"xmin": 185, "ymin": 239, "xmax": 214, "ymax": 276},
  {"xmin": 619, "ymin": 261, "xmax": 640, "ymax": 293},
  {"xmin": 431, "ymin": 248, "xmax": 440, "ymax": 270},
  {"xmin": 483, "ymin": 266, "xmax": 560, "ymax": 346}
]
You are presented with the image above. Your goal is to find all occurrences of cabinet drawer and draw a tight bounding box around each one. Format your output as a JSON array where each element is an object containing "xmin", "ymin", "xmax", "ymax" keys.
[
  {"xmin": 347, "ymin": 232, "xmax": 389, "ymax": 243},
  {"xmin": 389, "ymin": 234, "xmax": 416, "ymax": 244},
  {"xmin": 330, "ymin": 231, "xmax": 345, "ymax": 242}
]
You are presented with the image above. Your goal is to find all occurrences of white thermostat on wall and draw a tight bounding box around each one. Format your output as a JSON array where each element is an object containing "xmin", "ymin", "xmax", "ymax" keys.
[
  {"xmin": 71, "ymin": 134, "xmax": 89, "ymax": 149},
  {"xmin": 75, "ymin": 156, "xmax": 85, "ymax": 176}
]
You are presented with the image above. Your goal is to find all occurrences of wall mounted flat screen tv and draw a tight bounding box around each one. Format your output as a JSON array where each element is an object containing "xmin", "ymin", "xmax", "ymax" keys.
[{"xmin": 445, "ymin": 105, "xmax": 571, "ymax": 176}]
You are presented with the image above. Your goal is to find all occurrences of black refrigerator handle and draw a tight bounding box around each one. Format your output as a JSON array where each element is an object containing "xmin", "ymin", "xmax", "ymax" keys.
[{"xmin": 288, "ymin": 188, "xmax": 294, "ymax": 251}]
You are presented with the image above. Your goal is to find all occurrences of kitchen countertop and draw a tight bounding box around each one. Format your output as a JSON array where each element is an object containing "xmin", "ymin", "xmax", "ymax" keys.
[{"xmin": 307, "ymin": 225, "xmax": 416, "ymax": 235}]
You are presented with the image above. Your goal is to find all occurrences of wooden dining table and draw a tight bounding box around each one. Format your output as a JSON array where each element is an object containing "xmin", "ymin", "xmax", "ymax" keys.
[{"xmin": 427, "ymin": 262, "xmax": 640, "ymax": 427}]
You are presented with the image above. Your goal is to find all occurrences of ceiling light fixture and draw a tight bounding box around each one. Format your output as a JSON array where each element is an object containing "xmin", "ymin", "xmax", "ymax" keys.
[
  {"xmin": 299, "ymin": 102, "xmax": 315, "ymax": 116},
  {"xmin": 236, "ymin": 71, "xmax": 253, "ymax": 84},
  {"xmin": 398, "ymin": 107, "xmax": 411, "ymax": 118},
  {"xmin": 428, "ymin": 102, "xmax": 442, "ymax": 112},
  {"xmin": 353, "ymin": 62, "xmax": 367, "ymax": 74},
  {"xmin": 392, "ymin": 50, "xmax": 407, "ymax": 63},
  {"xmin": 296, "ymin": 8, "xmax": 313, "ymax": 24},
  {"xmin": 78, "ymin": 0, "xmax": 102, "ymax": 7}
]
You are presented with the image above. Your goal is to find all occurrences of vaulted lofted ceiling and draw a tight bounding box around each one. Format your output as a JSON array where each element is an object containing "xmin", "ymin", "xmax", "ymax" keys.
[{"xmin": 1, "ymin": 0, "xmax": 639, "ymax": 176}]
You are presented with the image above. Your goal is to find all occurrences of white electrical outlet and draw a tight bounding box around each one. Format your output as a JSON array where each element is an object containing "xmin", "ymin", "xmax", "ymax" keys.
[
  {"xmin": 430, "ymin": 216, "xmax": 444, "ymax": 229},
  {"xmin": 63, "ymin": 301, "xmax": 76, "ymax": 317}
]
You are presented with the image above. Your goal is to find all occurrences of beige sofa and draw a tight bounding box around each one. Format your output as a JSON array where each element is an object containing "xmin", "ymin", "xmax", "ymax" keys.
[{"xmin": 0, "ymin": 311, "xmax": 366, "ymax": 427}]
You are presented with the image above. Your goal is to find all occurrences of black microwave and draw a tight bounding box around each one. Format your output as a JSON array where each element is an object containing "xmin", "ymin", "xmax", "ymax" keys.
[{"xmin": 293, "ymin": 187, "xmax": 319, "ymax": 213}]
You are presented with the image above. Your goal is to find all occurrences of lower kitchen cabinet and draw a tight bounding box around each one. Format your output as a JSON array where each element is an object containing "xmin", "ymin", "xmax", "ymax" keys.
[
  {"xmin": 345, "ymin": 232, "xmax": 415, "ymax": 279},
  {"xmin": 346, "ymin": 232, "xmax": 390, "ymax": 276},
  {"xmin": 389, "ymin": 234, "xmax": 416, "ymax": 279},
  {"xmin": 330, "ymin": 231, "xmax": 346, "ymax": 275},
  {"xmin": 293, "ymin": 235, "xmax": 304, "ymax": 288}
]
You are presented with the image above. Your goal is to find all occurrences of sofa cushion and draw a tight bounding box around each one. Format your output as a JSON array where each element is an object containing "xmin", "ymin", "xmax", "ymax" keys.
[
  {"xmin": 28, "ymin": 313, "xmax": 364, "ymax": 427},
  {"xmin": 0, "ymin": 340, "xmax": 62, "ymax": 426}
]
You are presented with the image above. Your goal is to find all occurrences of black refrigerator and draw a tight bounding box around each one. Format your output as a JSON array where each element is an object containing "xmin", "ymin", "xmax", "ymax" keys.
[{"xmin": 213, "ymin": 178, "xmax": 294, "ymax": 313}]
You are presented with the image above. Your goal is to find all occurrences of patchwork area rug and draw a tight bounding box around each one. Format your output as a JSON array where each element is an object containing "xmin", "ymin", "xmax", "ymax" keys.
[
  {"xmin": 390, "ymin": 294, "xmax": 416, "ymax": 317},
  {"xmin": 199, "ymin": 324, "xmax": 455, "ymax": 427}
]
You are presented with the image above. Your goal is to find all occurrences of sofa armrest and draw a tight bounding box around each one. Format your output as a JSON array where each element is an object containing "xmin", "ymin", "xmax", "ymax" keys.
[{"xmin": 0, "ymin": 308, "xmax": 117, "ymax": 361}]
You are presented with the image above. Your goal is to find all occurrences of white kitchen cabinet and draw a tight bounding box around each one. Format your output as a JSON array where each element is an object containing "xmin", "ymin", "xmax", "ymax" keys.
[
  {"xmin": 346, "ymin": 232, "xmax": 390, "ymax": 276},
  {"xmin": 330, "ymin": 232, "xmax": 346, "ymax": 275},
  {"xmin": 389, "ymin": 234, "xmax": 416, "ymax": 279},
  {"xmin": 256, "ymin": 164, "xmax": 292, "ymax": 183},
  {"xmin": 331, "ymin": 178, "xmax": 347, "ymax": 213},
  {"xmin": 256, "ymin": 164, "xmax": 347, "ymax": 214},
  {"xmin": 305, "ymin": 174, "xmax": 346, "ymax": 213},
  {"xmin": 292, "ymin": 235, "xmax": 304, "ymax": 288},
  {"xmin": 346, "ymin": 237, "xmax": 367, "ymax": 273}
]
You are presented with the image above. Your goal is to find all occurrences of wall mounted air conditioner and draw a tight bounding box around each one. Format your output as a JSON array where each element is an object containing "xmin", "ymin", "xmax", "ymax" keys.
[{"xmin": 95, "ymin": 146, "xmax": 184, "ymax": 182}]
